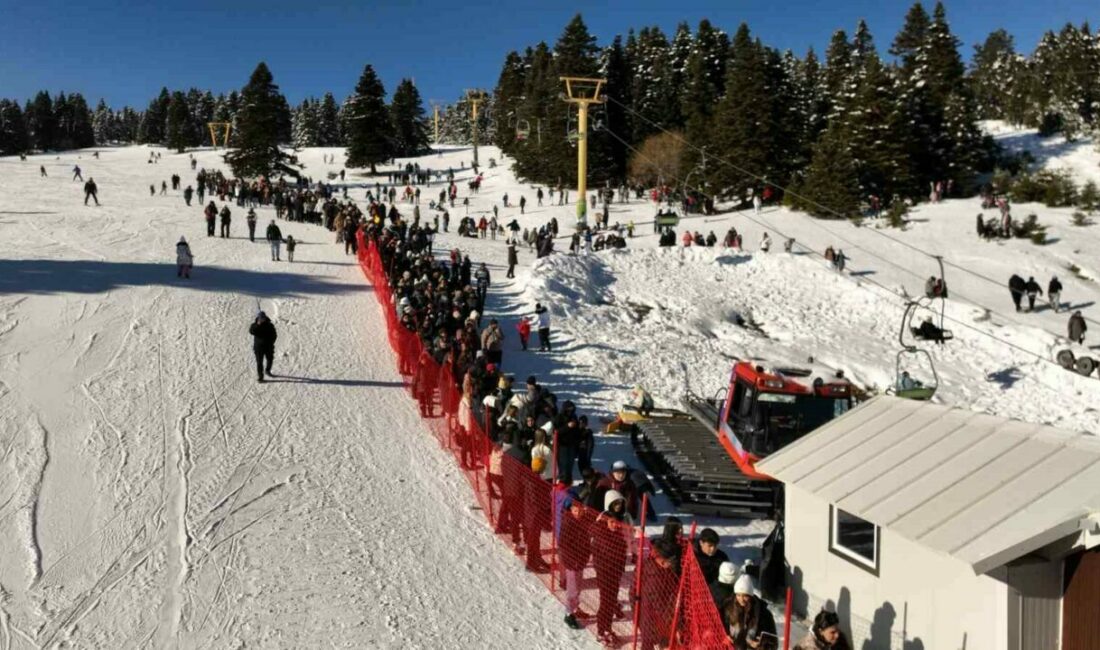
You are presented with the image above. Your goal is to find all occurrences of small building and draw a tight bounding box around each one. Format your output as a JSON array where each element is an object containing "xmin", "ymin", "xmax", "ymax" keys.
[{"xmin": 757, "ymin": 395, "xmax": 1100, "ymax": 650}]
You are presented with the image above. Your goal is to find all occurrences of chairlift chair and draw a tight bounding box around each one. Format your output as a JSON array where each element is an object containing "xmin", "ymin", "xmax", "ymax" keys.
[{"xmin": 893, "ymin": 301, "xmax": 942, "ymax": 401}]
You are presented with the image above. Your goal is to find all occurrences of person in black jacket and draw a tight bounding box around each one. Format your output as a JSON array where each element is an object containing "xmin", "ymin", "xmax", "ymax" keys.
[
  {"xmin": 1008, "ymin": 274, "xmax": 1026, "ymax": 312},
  {"xmin": 1048, "ymin": 276, "xmax": 1063, "ymax": 313},
  {"xmin": 559, "ymin": 495, "xmax": 594, "ymax": 629},
  {"xmin": 250, "ymin": 311, "xmax": 278, "ymax": 382},
  {"xmin": 694, "ymin": 528, "xmax": 731, "ymax": 585},
  {"xmin": 1024, "ymin": 276, "xmax": 1043, "ymax": 312},
  {"xmin": 83, "ymin": 178, "xmax": 99, "ymax": 205}
]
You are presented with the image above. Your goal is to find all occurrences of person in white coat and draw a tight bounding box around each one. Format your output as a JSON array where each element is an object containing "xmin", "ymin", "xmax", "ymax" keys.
[
  {"xmin": 534, "ymin": 303, "xmax": 552, "ymax": 351},
  {"xmin": 176, "ymin": 237, "xmax": 193, "ymax": 278},
  {"xmin": 759, "ymin": 232, "xmax": 772, "ymax": 253}
]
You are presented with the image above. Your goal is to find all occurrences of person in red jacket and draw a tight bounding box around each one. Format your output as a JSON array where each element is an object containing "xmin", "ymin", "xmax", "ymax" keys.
[
  {"xmin": 516, "ymin": 317, "xmax": 531, "ymax": 351},
  {"xmin": 596, "ymin": 461, "xmax": 639, "ymax": 519}
]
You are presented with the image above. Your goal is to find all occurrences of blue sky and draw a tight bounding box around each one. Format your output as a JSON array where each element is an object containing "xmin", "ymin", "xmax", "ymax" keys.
[{"xmin": 1, "ymin": 0, "xmax": 1096, "ymax": 109}]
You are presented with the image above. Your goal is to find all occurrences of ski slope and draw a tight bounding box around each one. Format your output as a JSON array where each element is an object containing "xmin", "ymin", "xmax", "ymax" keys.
[{"xmin": 0, "ymin": 147, "xmax": 598, "ymax": 649}]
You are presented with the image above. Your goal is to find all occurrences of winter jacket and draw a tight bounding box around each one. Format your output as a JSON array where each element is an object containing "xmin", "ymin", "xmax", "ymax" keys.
[
  {"xmin": 249, "ymin": 319, "xmax": 278, "ymax": 352},
  {"xmin": 516, "ymin": 319, "xmax": 531, "ymax": 340},
  {"xmin": 219, "ymin": 207, "xmax": 231, "ymax": 223},
  {"xmin": 1024, "ymin": 279, "xmax": 1042, "ymax": 296},
  {"xmin": 266, "ymin": 223, "xmax": 282, "ymax": 241},
  {"xmin": 1049, "ymin": 278, "xmax": 1063, "ymax": 295},
  {"xmin": 507, "ymin": 246, "xmax": 518, "ymax": 266},
  {"xmin": 480, "ymin": 325, "xmax": 504, "ymax": 351},
  {"xmin": 176, "ymin": 242, "xmax": 193, "ymax": 266},
  {"xmin": 595, "ymin": 475, "xmax": 639, "ymax": 519},
  {"xmin": 535, "ymin": 309, "xmax": 550, "ymax": 330},
  {"xmin": 1069, "ymin": 313, "xmax": 1087, "ymax": 342},
  {"xmin": 1008, "ymin": 274, "xmax": 1026, "ymax": 295},
  {"xmin": 727, "ymin": 596, "xmax": 777, "ymax": 650},
  {"xmin": 559, "ymin": 504, "xmax": 593, "ymax": 571},
  {"xmin": 710, "ymin": 582, "xmax": 734, "ymax": 629},
  {"xmin": 693, "ymin": 541, "xmax": 731, "ymax": 586}
]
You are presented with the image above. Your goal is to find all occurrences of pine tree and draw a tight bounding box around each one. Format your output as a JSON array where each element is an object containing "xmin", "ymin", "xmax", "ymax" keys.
[
  {"xmin": 390, "ymin": 78, "xmax": 429, "ymax": 156},
  {"xmin": 291, "ymin": 99, "xmax": 321, "ymax": 148},
  {"xmin": 922, "ymin": 2, "xmax": 965, "ymax": 105},
  {"xmin": 629, "ymin": 26, "xmax": 678, "ymax": 142},
  {"xmin": 602, "ymin": 36, "xmax": 632, "ymax": 180},
  {"xmin": 512, "ymin": 42, "xmax": 557, "ymax": 181},
  {"xmin": 0, "ymin": 100, "xmax": 30, "ymax": 155},
  {"xmin": 790, "ymin": 120, "xmax": 861, "ymax": 218},
  {"xmin": 224, "ymin": 63, "xmax": 298, "ymax": 178},
  {"xmin": 824, "ymin": 30, "xmax": 854, "ymax": 115},
  {"xmin": 318, "ymin": 92, "xmax": 342, "ymax": 146},
  {"xmin": 275, "ymin": 93, "xmax": 293, "ymax": 144},
  {"xmin": 166, "ymin": 91, "xmax": 191, "ymax": 153},
  {"xmin": 891, "ymin": 2, "xmax": 932, "ymax": 72},
  {"xmin": 53, "ymin": 93, "xmax": 73, "ymax": 150},
  {"xmin": 25, "ymin": 91, "xmax": 55, "ymax": 151},
  {"xmin": 344, "ymin": 64, "xmax": 392, "ymax": 172},
  {"xmin": 970, "ymin": 29, "xmax": 1017, "ymax": 120},
  {"xmin": 92, "ymin": 99, "xmax": 112, "ymax": 145},
  {"xmin": 710, "ymin": 24, "xmax": 776, "ymax": 197},
  {"xmin": 493, "ymin": 50, "xmax": 527, "ymax": 157},
  {"xmin": 138, "ymin": 87, "xmax": 171, "ymax": 144},
  {"xmin": 552, "ymin": 14, "xmax": 613, "ymax": 185}
]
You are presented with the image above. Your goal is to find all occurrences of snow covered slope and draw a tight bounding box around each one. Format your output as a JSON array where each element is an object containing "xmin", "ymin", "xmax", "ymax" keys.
[
  {"xmin": 983, "ymin": 119, "xmax": 1100, "ymax": 187},
  {"xmin": 0, "ymin": 147, "xmax": 597, "ymax": 649}
]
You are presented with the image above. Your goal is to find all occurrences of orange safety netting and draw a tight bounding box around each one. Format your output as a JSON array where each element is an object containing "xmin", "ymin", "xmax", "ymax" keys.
[{"xmin": 354, "ymin": 231, "xmax": 734, "ymax": 649}]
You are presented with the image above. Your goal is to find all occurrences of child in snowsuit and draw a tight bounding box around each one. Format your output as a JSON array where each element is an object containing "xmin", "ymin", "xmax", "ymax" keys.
[{"xmin": 176, "ymin": 237, "xmax": 193, "ymax": 278}]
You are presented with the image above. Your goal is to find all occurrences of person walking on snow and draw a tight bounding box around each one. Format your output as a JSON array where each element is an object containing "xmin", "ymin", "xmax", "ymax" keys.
[
  {"xmin": 1048, "ymin": 276, "xmax": 1063, "ymax": 313},
  {"xmin": 759, "ymin": 232, "xmax": 772, "ymax": 252},
  {"xmin": 1008, "ymin": 274, "xmax": 1026, "ymax": 312},
  {"xmin": 1068, "ymin": 310, "xmax": 1087, "ymax": 344},
  {"xmin": 83, "ymin": 178, "xmax": 99, "ymax": 205},
  {"xmin": 40, "ymin": 165, "xmax": 48, "ymax": 177},
  {"xmin": 204, "ymin": 202, "xmax": 217, "ymax": 236},
  {"xmin": 534, "ymin": 303, "xmax": 551, "ymax": 351},
  {"xmin": 219, "ymin": 205, "xmax": 232, "ymax": 238},
  {"xmin": 1024, "ymin": 276, "xmax": 1043, "ymax": 312},
  {"xmin": 753, "ymin": 193, "xmax": 762, "ymax": 214},
  {"xmin": 175, "ymin": 237, "xmax": 193, "ymax": 278},
  {"xmin": 250, "ymin": 311, "xmax": 278, "ymax": 382},
  {"xmin": 516, "ymin": 317, "xmax": 531, "ymax": 351},
  {"xmin": 246, "ymin": 208, "xmax": 257, "ymax": 242},
  {"xmin": 72, "ymin": 165, "xmax": 82, "ymax": 181},
  {"xmin": 183, "ymin": 185, "xmax": 194, "ymax": 206},
  {"xmin": 266, "ymin": 220, "xmax": 283, "ymax": 261},
  {"xmin": 506, "ymin": 242, "xmax": 518, "ymax": 279},
  {"xmin": 286, "ymin": 235, "xmax": 296, "ymax": 262}
]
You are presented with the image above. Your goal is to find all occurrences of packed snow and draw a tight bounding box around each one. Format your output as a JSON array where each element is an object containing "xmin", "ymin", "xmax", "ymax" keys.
[{"xmin": 1, "ymin": 119, "xmax": 1099, "ymax": 648}]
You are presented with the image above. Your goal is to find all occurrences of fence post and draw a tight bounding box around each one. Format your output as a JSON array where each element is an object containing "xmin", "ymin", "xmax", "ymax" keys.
[
  {"xmin": 784, "ymin": 587, "xmax": 793, "ymax": 650},
  {"xmin": 631, "ymin": 493, "xmax": 649, "ymax": 650},
  {"xmin": 667, "ymin": 552, "xmax": 689, "ymax": 650}
]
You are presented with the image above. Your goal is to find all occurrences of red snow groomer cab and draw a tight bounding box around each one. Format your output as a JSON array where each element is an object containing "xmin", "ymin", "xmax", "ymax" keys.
[{"xmin": 714, "ymin": 362, "xmax": 853, "ymax": 480}]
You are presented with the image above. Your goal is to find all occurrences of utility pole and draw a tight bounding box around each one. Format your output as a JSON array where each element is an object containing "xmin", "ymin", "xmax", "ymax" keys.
[
  {"xmin": 465, "ymin": 89, "xmax": 488, "ymax": 167},
  {"xmin": 560, "ymin": 76, "xmax": 606, "ymax": 229}
]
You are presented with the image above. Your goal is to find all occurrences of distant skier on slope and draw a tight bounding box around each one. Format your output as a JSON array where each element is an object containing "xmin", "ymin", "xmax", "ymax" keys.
[
  {"xmin": 83, "ymin": 178, "xmax": 99, "ymax": 205},
  {"xmin": 250, "ymin": 311, "xmax": 278, "ymax": 382},
  {"xmin": 72, "ymin": 165, "xmax": 82, "ymax": 181},
  {"xmin": 175, "ymin": 237, "xmax": 193, "ymax": 278}
]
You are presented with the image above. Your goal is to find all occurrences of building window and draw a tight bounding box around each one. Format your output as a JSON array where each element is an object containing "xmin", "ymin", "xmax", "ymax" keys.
[{"xmin": 829, "ymin": 505, "xmax": 879, "ymax": 575}]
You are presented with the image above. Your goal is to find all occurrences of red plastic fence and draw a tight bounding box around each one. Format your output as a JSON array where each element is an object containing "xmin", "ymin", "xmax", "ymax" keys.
[{"xmin": 354, "ymin": 232, "xmax": 733, "ymax": 648}]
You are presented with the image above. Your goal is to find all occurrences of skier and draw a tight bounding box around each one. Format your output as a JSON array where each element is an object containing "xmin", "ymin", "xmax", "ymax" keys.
[
  {"xmin": 1024, "ymin": 276, "xmax": 1043, "ymax": 312},
  {"xmin": 834, "ymin": 249, "xmax": 847, "ymax": 272},
  {"xmin": 83, "ymin": 178, "xmax": 99, "ymax": 205},
  {"xmin": 249, "ymin": 311, "xmax": 278, "ymax": 382},
  {"xmin": 175, "ymin": 237, "xmax": 193, "ymax": 278},
  {"xmin": 286, "ymin": 235, "xmax": 296, "ymax": 262},
  {"xmin": 160, "ymin": 180, "xmax": 168, "ymax": 196},
  {"xmin": 1048, "ymin": 276, "xmax": 1063, "ymax": 313},
  {"xmin": 72, "ymin": 165, "xmax": 82, "ymax": 181},
  {"xmin": 1068, "ymin": 311, "xmax": 1087, "ymax": 344},
  {"xmin": 219, "ymin": 205, "xmax": 232, "ymax": 238},
  {"xmin": 534, "ymin": 303, "xmax": 551, "ymax": 351},
  {"xmin": 149, "ymin": 184, "xmax": 156, "ymax": 197},
  {"xmin": 183, "ymin": 185, "xmax": 194, "ymax": 206},
  {"xmin": 266, "ymin": 220, "xmax": 283, "ymax": 261},
  {"xmin": 759, "ymin": 232, "xmax": 772, "ymax": 252},
  {"xmin": 246, "ymin": 208, "xmax": 257, "ymax": 242},
  {"xmin": 1008, "ymin": 274, "xmax": 1026, "ymax": 312},
  {"xmin": 204, "ymin": 202, "xmax": 217, "ymax": 236},
  {"xmin": 506, "ymin": 242, "xmax": 518, "ymax": 279}
]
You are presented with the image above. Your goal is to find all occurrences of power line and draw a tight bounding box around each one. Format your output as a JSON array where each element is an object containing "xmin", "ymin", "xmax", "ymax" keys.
[{"xmin": 603, "ymin": 94, "xmax": 1100, "ymax": 332}]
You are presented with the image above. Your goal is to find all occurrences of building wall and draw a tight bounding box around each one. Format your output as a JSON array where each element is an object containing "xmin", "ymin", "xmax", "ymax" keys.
[{"xmin": 785, "ymin": 484, "xmax": 1009, "ymax": 650}]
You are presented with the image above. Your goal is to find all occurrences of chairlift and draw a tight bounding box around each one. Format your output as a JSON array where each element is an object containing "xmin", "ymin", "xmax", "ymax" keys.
[
  {"xmin": 516, "ymin": 119, "xmax": 531, "ymax": 142},
  {"xmin": 892, "ymin": 301, "xmax": 943, "ymax": 400}
]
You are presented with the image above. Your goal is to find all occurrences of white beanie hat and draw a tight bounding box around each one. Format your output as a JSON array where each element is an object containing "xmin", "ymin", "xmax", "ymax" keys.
[
  {"xmin": 718, "ymin": 562, "xmax": 737, "ymax": 585},
  {"xmin": 734, "ymin": 573, "xmax": 756, "ymax": 596}
]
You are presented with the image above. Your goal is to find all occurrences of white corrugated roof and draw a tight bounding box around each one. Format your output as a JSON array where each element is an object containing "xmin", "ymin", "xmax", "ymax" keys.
[{"xmin": 757, "ymin": 395, "xmax": 1100, "ymax": 575}]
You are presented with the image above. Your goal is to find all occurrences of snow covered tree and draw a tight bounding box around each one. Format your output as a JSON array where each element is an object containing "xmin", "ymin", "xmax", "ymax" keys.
[
  {"xmin": 824, "ymin": 29, "xmax": 853, "ymax": 109},
  {"xmin": 165, "ymin": 90, "xmax": 191, "ymax": 153},
  {"xmin": 224, "ymin": 62, "xmax": 298, "ymax": 178},
  {"xmin": 390, "ymin": 78, "xmax": 429, "ymax": 157},
  {"xmin": 970, "ymin": 29, "xmax": 1017, "ymax": 120},
  {"xmin": 0, "ymin": 99, "xmax": 29, "ymax": 155},
  {"xmin": 493, "ymin": 50, "xmax": 527, "ymax": 157},
  {"xmin": 344, "ymin": 64, "xmax": 392, "ymax": 172},
  {"xmin": 628, "ymin": 26, "xmax": 679, "ymax": 142},
  {"xmin": 92, "ymin": 99, "xmax": 112, "ymax": 145},
  {"xmin": 292, "ymin": 99, "xmax": 321, "ymax": 149}
]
